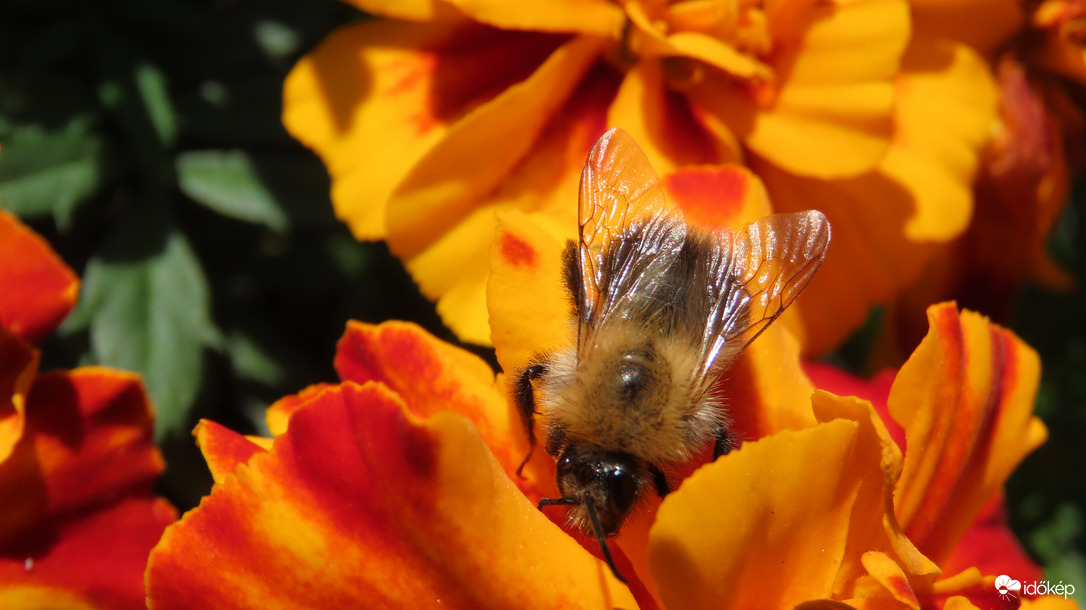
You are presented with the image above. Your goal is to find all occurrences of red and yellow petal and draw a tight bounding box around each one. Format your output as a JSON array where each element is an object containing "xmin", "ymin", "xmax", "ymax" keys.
[
  {"xmin": 146, "ymin": 382, "xmax": 635, "ymax": 609},
  {"xmin": 0, "ymin": 209, "xmax": 79, "ymax": 345},
  {"xmin": 334, "ymin": 321, "xmax": 531, "ymax": 483},
  {"xmin": 891, "ymin": 303, "xmax": 1046, "ymax": 566},
  {"xmin": 488, "ymin": 210, "xmax": 571, "ymax": 376},
  {"xmin": 0, "ymin": 368, "xmax": 167, "ymax": 543},
  {"xmin": 194, "ymin": 419, "xmax": 266, "ymax": 484},
  {"xmin": 0, "ymin": 328, "xmax": 39, "ymax": 463}
]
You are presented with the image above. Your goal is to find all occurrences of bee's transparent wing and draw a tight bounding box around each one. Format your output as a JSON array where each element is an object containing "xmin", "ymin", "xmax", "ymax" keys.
[
  {"xmin": 695, "ymin": 210, "xmax": 831, "ymax": 388},
  {"xmin": 576, "ymin": 128, "xmax": 686, "ymax": 348}
]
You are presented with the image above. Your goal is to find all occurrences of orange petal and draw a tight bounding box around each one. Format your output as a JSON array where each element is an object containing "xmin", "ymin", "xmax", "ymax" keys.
[
  {"xmin": 0, "ymin": 369, "xmax": 167, "ymax": 542},
  {"xmin": 0, "ymin": 328, "xmax": 39, "ymax": 463},
  {"xmin": 648, "ymin": 419, "xmax": 863, "ymax": 608},
  {"xmin": 910, "ymin": 0, "xmax": 1023, "ymax": 55},
  {"xmin": 146, "ymin": 382, "xmax": 635, "ymax": 609},
  {"xmin": 607, "ymin": 61, "xmax": 743, "ymax": 175},
  {"xmin": 194, "ymin": 419, "xmax": 266, "ymax": 484},
  {"xmin": 333, "ymin": 321, "xmax": 532, "ymax": 483},
  {"xmin": 891, "ymin": 303, "xmax": 1046, "ymax": 566},
  {"xmin": 0, "ymin": 210, "xmax": 79, "ymax": 344}
]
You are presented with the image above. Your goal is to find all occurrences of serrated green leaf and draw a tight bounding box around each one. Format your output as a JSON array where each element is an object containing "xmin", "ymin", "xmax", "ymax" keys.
[
  {"xmin": 176, "ymin": 150, "xmax": 290, "ymax": 231},
  {"xmin": 0, "ymin": 121, "xmax": 115, "ymax": 228},
  {"xmin": 79, "ymin": 203, "xmax": 221, "ymax": 438}
]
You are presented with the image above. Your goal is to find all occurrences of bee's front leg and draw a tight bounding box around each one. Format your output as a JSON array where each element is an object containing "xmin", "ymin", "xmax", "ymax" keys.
[{"xmin": 513, "ymin": 363, "xmax": 547, "ymax": 477}]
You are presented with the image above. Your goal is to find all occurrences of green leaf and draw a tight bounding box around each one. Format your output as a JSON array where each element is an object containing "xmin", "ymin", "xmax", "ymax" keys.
[
  {"xmin": 0, "ymin": 120, "xmax": 115, "ymax": 228},
  {"xmin": 78, "ymin": 202, "xmax": 221, "ymax": 438},
  {"xmin": 176, "ymin": 149, "xmax": 332, "ymax": 230},
  {"xmin": 176, "ymin": 150, "xmax": 289, "ymax": 231}
]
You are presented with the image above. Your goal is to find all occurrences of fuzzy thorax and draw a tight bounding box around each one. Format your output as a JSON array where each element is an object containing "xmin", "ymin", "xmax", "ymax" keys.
[{"xmin": 538, "ymin": 318, "xmax": 724, "ymax": 466}]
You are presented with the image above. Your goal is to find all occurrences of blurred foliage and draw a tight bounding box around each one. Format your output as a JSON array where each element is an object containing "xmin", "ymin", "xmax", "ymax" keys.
[{"xmin": 0, "ymin": 0, "xmax": 1082, "ymax": 591}]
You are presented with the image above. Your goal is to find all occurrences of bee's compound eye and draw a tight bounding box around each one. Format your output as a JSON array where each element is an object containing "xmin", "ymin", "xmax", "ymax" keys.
[{"xmin": 607, "ymin": 466, "xmax": 638, "ymax": 517}]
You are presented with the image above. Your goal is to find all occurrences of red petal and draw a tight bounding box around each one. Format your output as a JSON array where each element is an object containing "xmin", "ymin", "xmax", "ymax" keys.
[{"xmin": 0, "ymin": 210, "xmax": 79, "ymax": 344}]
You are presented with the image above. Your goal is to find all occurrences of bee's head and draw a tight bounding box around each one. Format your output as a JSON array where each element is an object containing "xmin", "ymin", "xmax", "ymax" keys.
[{"xmin": 554, "ymin": 445, "xmax": 647, "ymax": 536}]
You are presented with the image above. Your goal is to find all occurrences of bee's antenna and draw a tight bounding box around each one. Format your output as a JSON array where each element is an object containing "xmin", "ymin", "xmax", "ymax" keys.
[{"xmin": 582, "ymin": 491, "xmax": 627, "ymax": 584}]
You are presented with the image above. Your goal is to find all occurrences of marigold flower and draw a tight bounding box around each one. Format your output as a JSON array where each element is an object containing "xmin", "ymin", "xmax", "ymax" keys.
[
  {"xmin": 283, "ymin": 0, "xmax": 996, "ymax": 353},
  {"xmin": 145, "ymin": 199, "xmax": 1065, "ymax": 609},
  {"xmin": 0, "ymin": 210, "xmax": 177, "ymax": 609}
]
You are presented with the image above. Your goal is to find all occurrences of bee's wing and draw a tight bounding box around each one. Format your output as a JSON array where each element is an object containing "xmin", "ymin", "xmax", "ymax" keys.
[
  {"xmin": 575, "ymin": 128, "xmax": 686, "ymax": 345},
  {"xmin": 696, "ymin": 210, "xmax": 831, "ymax": 387}
]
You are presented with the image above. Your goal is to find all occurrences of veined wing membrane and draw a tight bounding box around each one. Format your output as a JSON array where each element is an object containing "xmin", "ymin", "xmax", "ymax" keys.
[
  {"xmin": 576, "ymin": 128, "xmax": 685, "ymax": 345},
  {"xmin": 696, "ymin": 210, "xmax": 831, "ymax": 386}
]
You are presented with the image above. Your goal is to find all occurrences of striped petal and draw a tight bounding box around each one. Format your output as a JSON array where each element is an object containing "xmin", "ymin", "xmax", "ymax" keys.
[
  {"xmin": 891, "ymin": 303, "xmax": 1047, "ymax": 566},
  {"xmin": 146, "ymin": 382, "xmax": 635, "ymax": 609}
]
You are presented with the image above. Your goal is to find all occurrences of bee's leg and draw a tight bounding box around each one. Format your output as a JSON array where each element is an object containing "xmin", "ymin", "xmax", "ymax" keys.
[
  {"xmin": 713, "ymin": 426, "xmax": 736, "ymax": 459},
  {"xmin": 650, "ymin": 466, "xmax": 670, "ymax": 498},
  {"xmin": 514, "ymin": 363, "xmax": 547, "ymax": 478}
]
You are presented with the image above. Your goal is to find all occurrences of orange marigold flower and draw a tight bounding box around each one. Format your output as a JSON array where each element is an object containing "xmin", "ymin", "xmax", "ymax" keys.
[
  {"xmin": 283, "ymin": 0, "xmax": 996, "ymax": 353},
  {"xmin": 0, "ymin": 210, "xmax": 177, "ymax": 609},
  {"xmin": 144, "ymin": 301, "xmax": 1065, "ymax": 609}
]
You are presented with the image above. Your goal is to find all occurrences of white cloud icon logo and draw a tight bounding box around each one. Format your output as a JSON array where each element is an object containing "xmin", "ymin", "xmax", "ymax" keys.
[{"xmin": 995, "ymin": 575, "xmax": 1022, "ymax": 596}]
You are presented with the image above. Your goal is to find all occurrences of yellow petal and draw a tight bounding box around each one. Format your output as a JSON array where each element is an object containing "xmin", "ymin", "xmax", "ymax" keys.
[
  {"xmin": 890, "ymin": 38, "xmax": 997, "ymax": 242},
  {"xmin": 447, "ymin": 0, "xmax": 625, "ymax": 35},
  {"xmin": 649, "ymin": 419, "xmax": 862, "ymax": 609},
  {"xmin": 694, "ymin": 0, "xmax": 909, "ymax": 178}
]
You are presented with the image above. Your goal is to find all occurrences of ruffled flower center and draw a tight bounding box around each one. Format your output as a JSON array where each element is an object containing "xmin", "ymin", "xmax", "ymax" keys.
[{"xmin": 619, "ymin": 0, "xmax": 774, "ymax": 90}]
